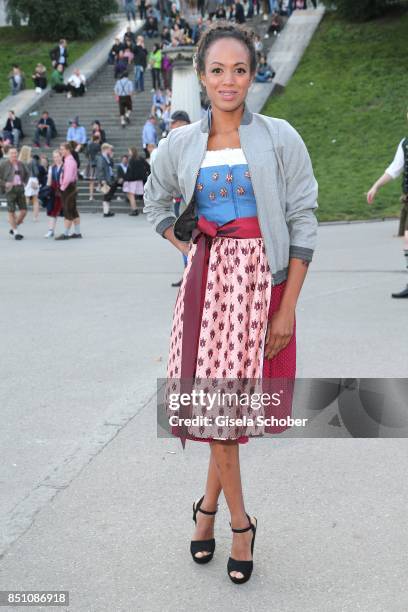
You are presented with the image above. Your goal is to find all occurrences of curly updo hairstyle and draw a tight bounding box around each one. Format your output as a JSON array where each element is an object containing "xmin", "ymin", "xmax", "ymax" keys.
[{"xmin": 194, "ymin": 20, "xmax": 258, "ymax": 77}]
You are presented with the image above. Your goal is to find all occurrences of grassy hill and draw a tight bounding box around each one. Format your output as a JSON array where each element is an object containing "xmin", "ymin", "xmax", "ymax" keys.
[
  {"xmin": 0, "ymin": 24, "xmax": 113, "ymax": 102},
  {"xmin": 263, "ymin": 10, "xmax": 408, "ymax": 222}
]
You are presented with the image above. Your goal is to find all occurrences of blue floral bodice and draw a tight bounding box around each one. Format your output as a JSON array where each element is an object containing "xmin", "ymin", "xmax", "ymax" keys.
[{"xmin": 194, "ymin": 148, "xmax": 257, "ymax": 226}]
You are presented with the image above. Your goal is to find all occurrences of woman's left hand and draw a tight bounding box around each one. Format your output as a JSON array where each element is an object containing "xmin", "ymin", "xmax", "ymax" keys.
[{"xmin": 264, "ymin": 308, "xmax": 295, "ymax": 360}]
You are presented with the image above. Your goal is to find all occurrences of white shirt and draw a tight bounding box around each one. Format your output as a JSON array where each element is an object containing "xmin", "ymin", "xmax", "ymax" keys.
[
  {"xmin": 58, "ymin": 46, "xmax": 66, "ymax": 64},
  {"xmin": 385, "ymin": 139, "xmax": 405, "ymax": 179},
  {"xmin": 200, "ymin": 147, "xmax": 248, "ymax": 168},
  {"xmin": 68, "ymin": 73, "xmax": 86, "ymax": 88}
]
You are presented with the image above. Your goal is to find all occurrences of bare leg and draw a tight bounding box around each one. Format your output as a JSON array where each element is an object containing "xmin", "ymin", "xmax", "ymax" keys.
[
  {"xmin": 210, "ymin": 440, "xmax": 254, "ymax": 580},
  {"xmin": 16, "ymin": 210, "xmax": 27, "ymax": 227},
  {"xmin": 8, "ymin": 211, "xmax": 17, "ymax": 231},
  {"xmin": 89, "ymin": 180, "xmax": 94, "ymax": 200},
  {"xmin": 48, "ymin": 216, "xmax": 57, "ymax": 231},
  {"xmin": 191, "ymin": 449, "xmax": 222, "ymax": 559},
  {"xmin": 64, "ymin": 219, "xmax": 73, "ymax": 232},
  {"xmin": 32, "ymin": 196, "xmax": 40, "ymax": 220},
  {"xmin": 128, "ymin": 193, "xmax": 137, "ymax": 210}
]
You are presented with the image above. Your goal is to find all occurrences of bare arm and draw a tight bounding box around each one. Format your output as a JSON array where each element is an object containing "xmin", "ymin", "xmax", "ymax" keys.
[
  {"xmin": 368, "ymin": 140, "xmax": 404, "ymax": 204},
  {"xmin": 264, "ymin": 258, "xmax": 308, "ymax": 360},
  {"xmin": 367, "ymin": 172, "xmax": 393, "ymax": 204}
]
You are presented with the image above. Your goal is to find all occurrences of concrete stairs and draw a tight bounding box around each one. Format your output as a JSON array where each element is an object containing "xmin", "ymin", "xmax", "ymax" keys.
[
  {"xmin": 20, "ymin": 35, "xmax": 159, "ymax": 214},
  {"xmin": 15, "ymin": 12, "xmax": 283, "ymax": 215}
]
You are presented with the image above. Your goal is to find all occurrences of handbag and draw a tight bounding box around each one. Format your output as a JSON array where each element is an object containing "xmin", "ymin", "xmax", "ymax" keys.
[
  {"xmin": 100, "ymin": 181, "xmax": 111, "ymax": 195},
  {"xmin": 173, "ymin": 196, "xmax": 198, "ymax": 242}
]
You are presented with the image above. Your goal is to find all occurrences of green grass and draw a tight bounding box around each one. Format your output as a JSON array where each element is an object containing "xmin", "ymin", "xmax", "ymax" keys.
[
  {"xmin": 0, "ymin": 23, "xmax": 114, "ymax": 102},
  {"xmin": 263, "ymin": 10, "xmax": 408, "ymax": 222}
]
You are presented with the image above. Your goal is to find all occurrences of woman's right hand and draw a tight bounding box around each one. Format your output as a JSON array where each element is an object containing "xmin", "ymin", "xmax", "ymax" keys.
[
  {"xmin": 163, "ymin": 225, "xmax": 190, "ymax": 255},
  {"xmin": 177, "ymin": 241, "xmax": 190, "ymax": 256}
]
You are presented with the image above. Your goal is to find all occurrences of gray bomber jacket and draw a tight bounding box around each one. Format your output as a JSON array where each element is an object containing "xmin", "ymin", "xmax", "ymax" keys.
[{"xmin": 143, "ymin": 102, "xmax": 318, "ymax": 285}]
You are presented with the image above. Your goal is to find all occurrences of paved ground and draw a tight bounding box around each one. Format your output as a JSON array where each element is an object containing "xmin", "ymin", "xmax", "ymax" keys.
[{"xmin": 0, "ymin": 212, "xmax": 407, "ymax": 612}]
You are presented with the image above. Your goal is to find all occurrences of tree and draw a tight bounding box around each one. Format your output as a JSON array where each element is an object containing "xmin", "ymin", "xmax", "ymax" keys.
[
  {"xmin": 321, "ymin": 0, "xmax": 389, "ymax": 21},
  {"xmin": 7, "ymin": 0, "xmax": 117, "ymax": 39}
]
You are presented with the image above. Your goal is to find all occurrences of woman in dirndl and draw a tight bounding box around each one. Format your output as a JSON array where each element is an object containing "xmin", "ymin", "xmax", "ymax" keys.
[
  {"xmin": 44, "ymin": 149, "xmax": 64, "ymax": 238},
  {"xmin": 19, "ymin": 145, "xmax": 41, "ymax": 221},
  {"xmin": 144, "ymin": 21, "xmax": 318, "ymax": 585},
  {"xmin": 123, "ymin": 147, "xmax": 150, "ymax": 215}
]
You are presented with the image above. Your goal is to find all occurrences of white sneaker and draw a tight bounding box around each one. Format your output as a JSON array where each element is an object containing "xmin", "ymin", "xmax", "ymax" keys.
[
  {"xmin": 44, "ymin": 229, "xmax": 54, "ymax": 238},
  {"xmin": 35, "ymin": 87, "xmax": 42, "ymax": 94}
]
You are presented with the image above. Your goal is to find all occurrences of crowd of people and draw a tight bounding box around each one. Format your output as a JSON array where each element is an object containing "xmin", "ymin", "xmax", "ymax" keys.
[
  {"xmin": 0, "ymin": 105, "xmax": 198, "ymax": 240},
  {"xmin": 8, "ymin": 39, "xmax": 75, "ymax": 97},
  {"xmin": 108, "ymin": 2, "xmax": 284, "ymax": 128},
  {"xmin": 0, "ymin": 0, "xmax": 300, "ymax": 242},
  {"xmin": 8, "ymin": 38, "xmax": 87, "ymax": 100}
]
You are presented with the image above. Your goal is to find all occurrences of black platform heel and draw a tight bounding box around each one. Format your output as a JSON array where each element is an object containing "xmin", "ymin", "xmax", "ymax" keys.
[
  {"xmin": 227, "ymin": 514, "xmax": 257, "ymax": 584},
  {"xmin": 190, "ymin": 495, "xmax": 218, "ymax": 564}
]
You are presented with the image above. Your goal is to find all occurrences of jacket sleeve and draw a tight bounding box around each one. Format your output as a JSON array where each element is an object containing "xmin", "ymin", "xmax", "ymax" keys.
[
  {"xmin": 143, "ymin": 132, "xmax": 180, "ymax": 237},
  {"xmin": 279, "ymin": 120, "xmax": 318, "ymax": 262},
  {"xmin": 96, "ymin": 156, "xmax": 104, "ymax": 181}
]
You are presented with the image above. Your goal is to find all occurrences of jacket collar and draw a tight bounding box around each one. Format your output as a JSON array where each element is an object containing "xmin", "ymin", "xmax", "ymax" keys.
[{"xmin": 200, "ymin": 101, "xmax": 253, "ymax": 133}]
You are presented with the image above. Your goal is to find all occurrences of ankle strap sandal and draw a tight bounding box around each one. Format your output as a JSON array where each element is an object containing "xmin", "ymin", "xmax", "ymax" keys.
[
  {"xmin": 227, "ymin": 514, "xmax": 257, "ymax": 584},
  {"xmin": 190, "ymin": 495, "xmax": 218, "ymax": 565}
]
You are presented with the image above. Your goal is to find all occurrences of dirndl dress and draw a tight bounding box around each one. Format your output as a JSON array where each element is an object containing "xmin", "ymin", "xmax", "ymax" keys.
[
  {"xmin": 47, "ymin": 164, "xmax": 63, "ymax": 218},
  {"xmin": 122, "ymin": 180, "xmax": 144, "ymax": 196},
  {"xmin": 165, "ymin": 148, "xmax": 296, "ymax": 445}
]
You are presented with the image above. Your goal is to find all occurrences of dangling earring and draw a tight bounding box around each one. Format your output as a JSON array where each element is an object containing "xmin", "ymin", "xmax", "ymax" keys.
[{"xmin": 207, "ymin": 105, "xmax": 212, "ymax": 131}]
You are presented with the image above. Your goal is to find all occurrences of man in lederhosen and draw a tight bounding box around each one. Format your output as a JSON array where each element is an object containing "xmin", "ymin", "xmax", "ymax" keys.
[
  {"xmin": 0, "ymin": 147, "xmax": 29, "ymax": 240},
  {"xmin": 96, "ymin": 143, "xmax": 117, "ymax": 218}
]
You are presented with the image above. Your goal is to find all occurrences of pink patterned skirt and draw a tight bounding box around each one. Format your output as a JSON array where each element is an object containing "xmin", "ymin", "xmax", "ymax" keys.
[{"xmin": 166, "ymin": 216, "xmax": 296, "ymax": 444}]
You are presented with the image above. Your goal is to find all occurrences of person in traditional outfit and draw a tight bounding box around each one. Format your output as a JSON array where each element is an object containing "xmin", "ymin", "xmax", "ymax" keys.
[{"xmin": 143, "ymin": 21, "xmax": 318, "ymax": 585}]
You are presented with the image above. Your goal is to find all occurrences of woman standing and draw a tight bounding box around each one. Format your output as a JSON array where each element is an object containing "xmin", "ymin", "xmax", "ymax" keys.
[
  {"xmin": 148, "ymin": 43, "xmax": 162, "ymax": 91},
  {"xmin": 19, "ymin": 145, "xmax": 41, "ymax": 221},
  {"xmin": 143, "ymin": 22, "xmax": 318, "ymax": 584},
  {"xmin": 123, "ymin": 147, "xmax": 150, "ymax": 215},
  {"xmin": 44, "ymin": 149, "xmax": 64, "ymax": 238}
]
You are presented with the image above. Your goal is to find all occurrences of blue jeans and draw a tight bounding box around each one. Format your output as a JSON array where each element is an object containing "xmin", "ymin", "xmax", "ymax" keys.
[
  {"xmin": 255, "ymin": 71, "xmax": 273, "ymax": 82},
  {"xmin": 34, "ymin": 126, "xmax": 52, "ymax": 146},
  {"xmin": 268, "ymin": 0, "xmax": 279, "ymax": 13},
  {"xmin": 2, "ymin": 129, "xmax": 21, "ymax": 147},
  {"xmin": 134, "ymin": 65, "xmax": 144, "ymax": 91},
  {"xmin": 125, "ymin": 2, "xmax": 136, "ymax": 19},
  {"xmin": 9, "ymin": 78, "xmax": 22, "ymax": 96}
]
